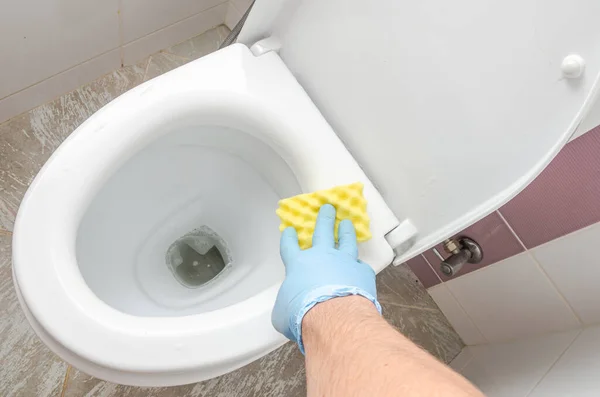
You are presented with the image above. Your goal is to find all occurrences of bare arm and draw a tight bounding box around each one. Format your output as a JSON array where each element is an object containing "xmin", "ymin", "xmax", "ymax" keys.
[
  {"xmin": 272, "ymin": 205, "xmax": 482, "ymax": 396},
  {"xmin": 303, "ymin": 296, "xmax": 483, "ymax": 397}
]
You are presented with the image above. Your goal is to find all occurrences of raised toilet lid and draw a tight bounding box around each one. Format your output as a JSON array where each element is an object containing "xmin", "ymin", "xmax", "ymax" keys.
[{"xmin": 239, "ymin": 0, "xmax": 600, "ymax": 260}]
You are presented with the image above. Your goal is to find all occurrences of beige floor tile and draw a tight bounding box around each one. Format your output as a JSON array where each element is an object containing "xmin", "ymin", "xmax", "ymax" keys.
[
  {"xmin": 0, "ymin": 232, "xmax": 68, "ymax": 397},
  {"xmin": 377, "ymin": 262, "xmax": 443, "ymax": 310},
  {"xmin": 166, "ymin": 25, "xmax": 230, "ymax": 61},
  {"xmin": 0, "ymin": 62, "xmax": 147, "ymax": 231},
  {"xmin": 378, "ymin": 265, "xmax": 464, "ymax": 364},
  {"xmin": 143, "ymin": 52, "xmax": 191, "ymax": 82}
]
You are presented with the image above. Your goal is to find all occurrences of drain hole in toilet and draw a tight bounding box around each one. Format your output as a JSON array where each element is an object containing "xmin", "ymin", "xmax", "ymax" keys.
[{"xmin": 166, "ymin": 226, "xmax": 232, "ymax": 288}]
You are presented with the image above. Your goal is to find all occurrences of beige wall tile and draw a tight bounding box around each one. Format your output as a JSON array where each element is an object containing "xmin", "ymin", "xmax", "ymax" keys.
[
  {"xmin": 0, "ymin": 49, "xmax": 121, "ymax": 125},
  {"xmin": 225, "ymin": 2, "xmax": 244, "ymax": 30},
  {"xmin": 120, "ymin": 0, "xmax": 226, "ymax": 44},
  {"xmin": 122, "ymin": 4, "xmax": 227, "ymax": 66},
  {"xmin": 0, "ymin": 0, "xmax": 120, "ymax": 100}
]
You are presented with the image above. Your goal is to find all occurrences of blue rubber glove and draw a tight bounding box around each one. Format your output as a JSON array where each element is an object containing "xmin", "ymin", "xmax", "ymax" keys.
[{"xmin": 272, "ymin": 204, "xmax": 382, "ymax": 353}]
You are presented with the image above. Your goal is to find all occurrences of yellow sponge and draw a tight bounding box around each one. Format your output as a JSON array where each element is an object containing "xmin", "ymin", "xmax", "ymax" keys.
[{"xmin": 276, "ymin": 182, "xmax": 372, "ymax": 250}]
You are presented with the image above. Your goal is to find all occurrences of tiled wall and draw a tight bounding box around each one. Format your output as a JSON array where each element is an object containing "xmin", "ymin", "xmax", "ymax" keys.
[
  {"xmin": 450, "ymin": 325, "xmax": 600, "ymax": 396},
  {"xmin": 407, "ymin": 124, "xmax": 600, "ymax": 345},
  {"xmin": 225, "ymin": 0, "xmax": 253, "ymax": 30},
  {"xmin": 0, "ymin": 0, "xmax": 236, "ymax": 124}
]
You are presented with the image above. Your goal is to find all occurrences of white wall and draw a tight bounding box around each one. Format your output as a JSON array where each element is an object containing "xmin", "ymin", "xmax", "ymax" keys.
[
  {"xmin": 0, "ymin": 0, "xmax": 229, "ymax": 124},
  {"xmin": 451, "ymin": 326, "xmax": 600, "ymax": 396}
]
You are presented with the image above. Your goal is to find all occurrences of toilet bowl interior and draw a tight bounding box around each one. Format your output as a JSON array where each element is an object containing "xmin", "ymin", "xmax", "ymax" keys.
[{"xmin": 76, "ymin": 123, "xmax": 301, "ymax": 317}]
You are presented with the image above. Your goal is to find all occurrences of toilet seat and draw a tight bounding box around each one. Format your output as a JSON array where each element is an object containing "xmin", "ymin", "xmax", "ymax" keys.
[{"xmin": 12, "ymin": 44, "xmax": 401, "ymax": 386}]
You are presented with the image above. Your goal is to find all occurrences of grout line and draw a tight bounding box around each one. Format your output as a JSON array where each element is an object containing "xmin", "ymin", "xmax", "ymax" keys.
[
  {"xmin": 527, "ymin": 250, "xmax": 584, "ymax": 326},
  {"xmin": 120, "ymin": 2, "xmax": 229, "ymax": 49},
  {"xmin": 451, "ymin": 347, "xmax": 475, "ymax": 372},
  {"xmin": 493, "ymin": 211, "xmax": 583, "ymax": 325},
  {"xmin": 420, "ymin": 253, "xmax": 443, "ymax": 284},
  {"xmin": 141, "ymin": 56, "xmax": 152, "ymax": 82},
  {"xmin": 118, "ymin": 0, "xmax": 124, "ymax": 67},
  {"xmin": 434, "ymin": 282, "xmax": 489, "ymax": 345},
  {"xmin": 524, "ymin": 328, "xmax": 583, "ymax": 396},
  {"xmin": 159, "ymin": 51, "xmax": 192, "ymax": 62},
  {"xmin": 229, "ymin": 0, "xmax": 244, "ymax": 15},
  {"xmin": 377, "ymin": 300, "xmax": 443, "ymax": 312},
  {"xmin": 60, "ymin": 365, "xmax": 72, "ymax": 397},
  {"xmin": 499, "ymin": 204, "xmax": 584, "ymax": 325},
  {"xmin": 458, "ymin": 348, "xmax": 475, "ymax": 371},
  {"xmin": 497, "ymin": 210, "xmax": 528, "ymax": 251},
  {"xmin": 0, "ymin": 229, "xmax": 13, "ymax": 236}
]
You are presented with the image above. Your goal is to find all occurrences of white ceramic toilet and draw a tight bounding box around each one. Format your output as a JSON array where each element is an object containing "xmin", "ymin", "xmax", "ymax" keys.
[{"xmin": 12, "ymin": 0, "xmax": 600, "ymax": 387}]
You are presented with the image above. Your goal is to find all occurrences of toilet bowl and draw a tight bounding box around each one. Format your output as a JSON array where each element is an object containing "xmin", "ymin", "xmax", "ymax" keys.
[
  {"xmin": 12, "ymin": 45, "xmax": 403, "ymax": 386},
  {"xmin": 13, "ymin": 0, "xmax": 600, "ymax": 387}
]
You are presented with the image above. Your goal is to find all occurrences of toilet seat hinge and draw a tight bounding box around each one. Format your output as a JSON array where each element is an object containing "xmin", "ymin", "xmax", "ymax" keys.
[
  {"xmin": 384, "ymin": 219, "xmax": 418, "ymax": 265},
  {"xmin": 250, "ymin": 36, "xmax": 282, "ymax": 57}
]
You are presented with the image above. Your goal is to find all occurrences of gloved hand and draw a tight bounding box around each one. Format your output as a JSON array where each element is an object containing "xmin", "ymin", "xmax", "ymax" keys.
[{"xmin": 272, "ymin": 203, "xmax": 382, "ymax": 353}]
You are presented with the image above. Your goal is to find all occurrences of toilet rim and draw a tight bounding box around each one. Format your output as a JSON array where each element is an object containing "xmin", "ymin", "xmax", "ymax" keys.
[{"xmin": 12, "ymin": 93, "xmax": 301, "ymax": 372}]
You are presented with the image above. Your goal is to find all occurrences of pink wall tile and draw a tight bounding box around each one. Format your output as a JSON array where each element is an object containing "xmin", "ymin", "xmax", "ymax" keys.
[
  {"xmin": 423, "ymin": 212, "xmax": 525, "ymax": 281},
  {"xmin": 405, "ymin": 254, "xmax": 441, "ymax": 288},
  {"xmin": 500, "ymin": 126, "xmax": 600, "ymax": 249}
]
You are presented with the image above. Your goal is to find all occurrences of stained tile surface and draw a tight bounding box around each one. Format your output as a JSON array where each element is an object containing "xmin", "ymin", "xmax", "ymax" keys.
[
  {"xmin": 0, "ymin": 26, "xmax": 462, "ymax": 396},
  {"xmin": 143, "ymin": 52, "xmax": 190, "ymax": 81},
  {"xmin": 377, "ymin": 265, "xmax": 463, "ymax": 364},
  {"xmin": 64, "ymin": 342, "xmax": 305, "ymax": 397}
]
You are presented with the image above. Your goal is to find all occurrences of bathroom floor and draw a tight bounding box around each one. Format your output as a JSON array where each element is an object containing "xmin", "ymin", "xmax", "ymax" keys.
[{"xmin": 0, "ymin": 26, "xmax": 462, "ymax": 396}]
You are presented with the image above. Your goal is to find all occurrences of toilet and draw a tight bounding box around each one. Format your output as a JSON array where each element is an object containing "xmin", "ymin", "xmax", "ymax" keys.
[{"xmin": 12, "ymin": 0, "xmax": 600, "ymax": 387}]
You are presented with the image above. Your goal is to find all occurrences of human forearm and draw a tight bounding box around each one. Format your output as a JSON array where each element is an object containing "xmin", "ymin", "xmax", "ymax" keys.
[{"xmin": 303, "ymin": 296, "xmax": 483, "ymax": 397}]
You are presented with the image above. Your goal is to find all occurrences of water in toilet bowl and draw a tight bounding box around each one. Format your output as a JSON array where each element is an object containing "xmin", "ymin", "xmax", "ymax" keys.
[
  {"xmin": 165, "ymin": 225, "xmax": 232, "ymax": 289},
  {"xmin": 76, "ymin": 125, "xmax": 301, "ymax": 317}
]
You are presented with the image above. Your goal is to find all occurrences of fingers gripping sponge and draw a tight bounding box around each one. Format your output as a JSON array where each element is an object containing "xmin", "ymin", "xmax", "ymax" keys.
[{"xmin": 276, "ymin": 182, "xmax": 372, "ymax": 249}]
